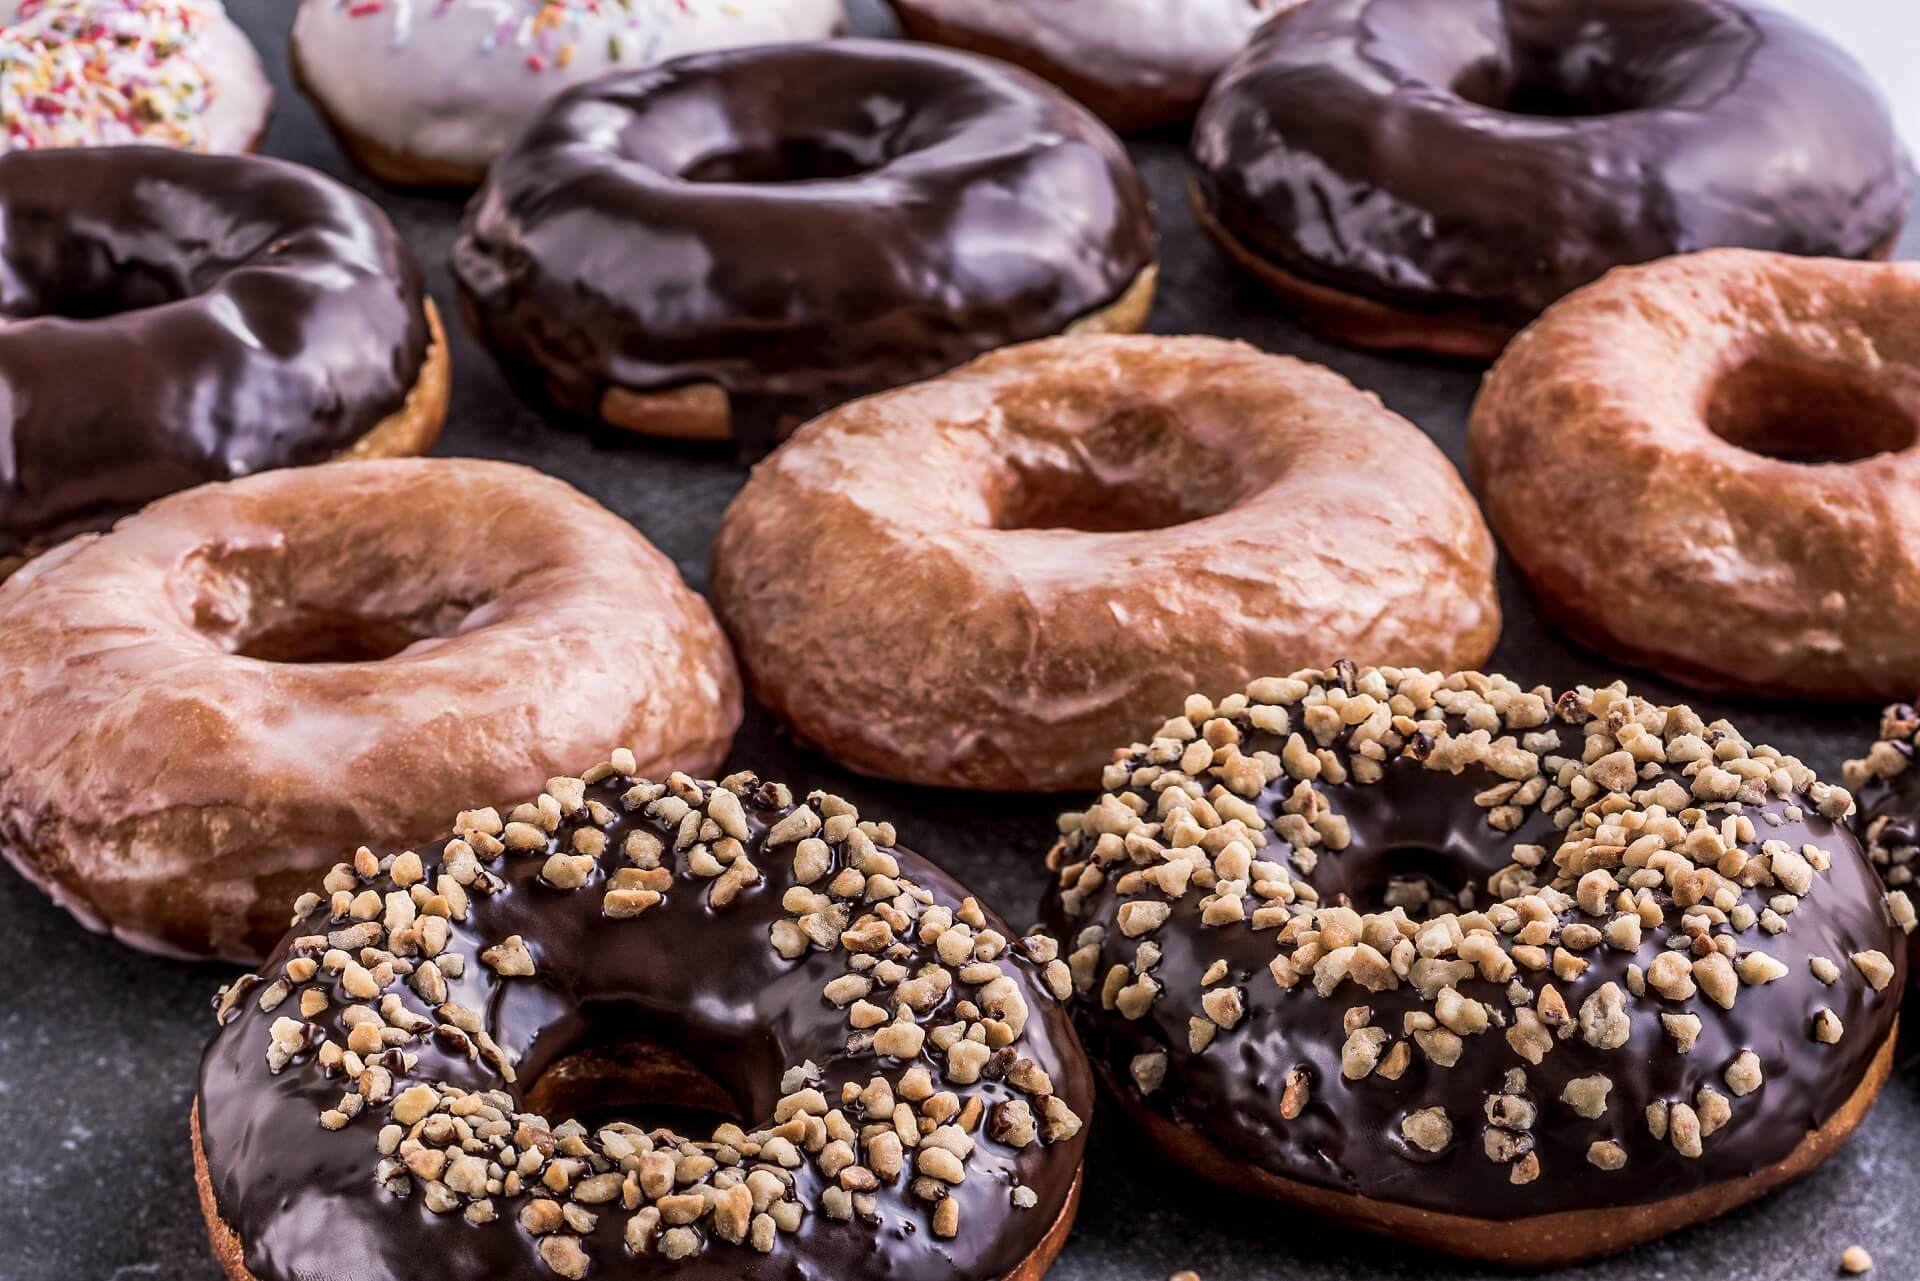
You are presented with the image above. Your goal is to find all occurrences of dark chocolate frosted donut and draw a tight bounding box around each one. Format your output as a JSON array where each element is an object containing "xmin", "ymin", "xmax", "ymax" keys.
[
  {"xmin": 1190, "ymin": 0, "xmax": 1909, "ymax": 359},
  {"xmin": 0, "ymin": 147, "xmax": 447, "ymax": 565},
  {"xmin": 451, "ymin": 39, "xmax": 1157, "ymax": 443},
  {"xmin": 883, "ymin": 0, "xmax": 1292, "ymax": 132},
  {"xmin": 1043, "ymin": 665, "xmax": 1905, "ymax": 1266},
  {"xmin": 1843, "ymin": 704, "xmax": 1920, "ymax": 963},
  {"xmin": 195, "ymin": 762, "xmax": 1092, "ymax": 1281}
]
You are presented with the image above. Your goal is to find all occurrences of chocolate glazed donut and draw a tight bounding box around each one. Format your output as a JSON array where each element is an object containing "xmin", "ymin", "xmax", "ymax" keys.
[
  {"xmin": 0, "ymin": 147, "xmax": 447, "ymax": 567},
  {"xmin": 195, "ymin": 765, "xmax": 1092, "ymax": 1281},
  {"xmin": 1190, "ymin": 0, "xmax": 1908, "ymax": 360},
  {"xmin": 1044, "ymin": 666, "xmax": 1905, "ymax": 1266},
  {"xmin": 451, "ymin": 39, "xmax": 1157, "ymax": 444},
  {"xmin": 1843, "ymin": 705, "xmax": 1920, "ymax": 968}
]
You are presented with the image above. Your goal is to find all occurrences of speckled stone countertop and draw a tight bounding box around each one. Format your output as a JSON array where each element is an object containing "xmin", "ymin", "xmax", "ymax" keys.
[{"xmin": 1, "ymin": 3, "xmax": 1914, "ymax": 1279}]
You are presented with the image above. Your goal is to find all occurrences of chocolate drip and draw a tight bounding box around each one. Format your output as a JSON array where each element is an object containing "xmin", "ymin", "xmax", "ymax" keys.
[
  {"xmin": 197, "ymin": 777, "xmax": 1091, "ymax": 1281},
  {"xmin": 1191, "ymin": 0, "xmax": 1908, "ymax": 329},
  {"xmin": 451, "ymin": 39, "xmax": 1155, "ymax": 443},
  {"xmin": 0, "ymin": 147, "xmax": 429, "ymax": 559},
  {"xmin": 1046, "ymin": 711, "xmax": 1905, "ymax": 1220}
]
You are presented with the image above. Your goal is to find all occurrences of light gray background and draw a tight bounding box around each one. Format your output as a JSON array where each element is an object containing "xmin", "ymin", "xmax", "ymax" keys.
[{"xmin": 2, "ymin": 2, "xmax": 1916, "ymax": 1279}]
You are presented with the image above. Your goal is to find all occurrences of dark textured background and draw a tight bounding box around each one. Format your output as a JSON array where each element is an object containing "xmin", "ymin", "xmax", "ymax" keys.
[{"xmin": 2, "ymin": 2, "xmax": 1916, "ymax": 1278}]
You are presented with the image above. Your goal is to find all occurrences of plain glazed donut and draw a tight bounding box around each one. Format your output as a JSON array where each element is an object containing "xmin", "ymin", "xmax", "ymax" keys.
[
  {"xmin": 710, "ymin": 335, "xmax": 1499, "ymax": 792},
  {"xmin": 882, "ymin": 0, "xmax": 1292, "ymax": 133},
  {"xmin": 0, "ymin": 459, "xmax": 740, "ymax": 961},
  {"xmin": 451, "ymin": 40, "xmax": 1156, "ymax": 444},
  {"xmin": 0, "ymin": 146, "xmax": 448, "ymax": 571},
  {"xmin": 1042, "ymin": 664, "xmax": 1906, "ymax": 1267},
  {"xmin": 1470, "ymin": 249, "xmax": 1920, "ymax": 701},
  {"xmin": 0, "ymin": 0, "xmax": 271, "ymax": 152},
  {"xmin": 1190, "ymin": 0, "xmax": 1908, "ymax": 360},
  {"xmin": 290, "ymin": 0, "xmax": 845, "ymax": 186},
  {"xmin": 1842, "ymin": 705, "xmax": 1920, "ymax": 966},
  {"xmin": 193, "ymin": 764, "xmax": 1092, "ymax": 1281}
]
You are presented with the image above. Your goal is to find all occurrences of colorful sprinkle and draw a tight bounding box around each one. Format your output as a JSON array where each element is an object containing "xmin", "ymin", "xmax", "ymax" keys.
[{"xmin": 0, "ymin": 0, "xmax": 221, "ymax": 150}]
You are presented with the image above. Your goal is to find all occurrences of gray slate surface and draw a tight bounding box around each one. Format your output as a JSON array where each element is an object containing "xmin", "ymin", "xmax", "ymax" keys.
[{"xmin": 2, "ymin": 2, "xmax": 1915, "ymax": 1278}]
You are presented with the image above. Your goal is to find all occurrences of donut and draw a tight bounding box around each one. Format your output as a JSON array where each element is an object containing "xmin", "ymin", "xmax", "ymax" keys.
[
  {"xmin": 291, "ymin": 0, "xmax": 845, "ymax": 187},
  {"xmin": 1842, "ymin": 705, "xmax": 1920, "ymax": 963},
  {"xmin": 881, "ymin": 0, "xmax": 1291, "ymax": 133},
  {"xmin": 711, "ymin": 335, "xmax": 1501, "ymax": 792},
  {"xmin": 451, "ymin": 40, "xmax": 1157, "ymax": 444},
  {"xmin": 0, "ymin": 0, "xmax": 270, "ymax": 152},
  {"xmin": 0, "ymin": 145, "xmax": 448, "ymax": 571},
  {"xmin": 1470, "ymin": 249, "xmax": 1920, "ymax": 701},
  {"xmin": 1190, "ymin": 0, "xmax": 1909, "ymax": 360},
  {"xmin": 0, "ymin": 459, "xmax": 741, "ymax": 961},
  {"xmin": 192, "ymin": 764, "xmax": 1092, "ymax": 1281},
  {"xmin": 1041, "ymin": 664, "xmax": 1906, "ymax": 1267}
]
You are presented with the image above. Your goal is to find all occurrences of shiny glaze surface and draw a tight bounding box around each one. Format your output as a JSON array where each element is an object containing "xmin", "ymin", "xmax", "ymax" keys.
[
  {"xmin": 1045, "ymin": 678, "xmax": 1905, "ymax": 1218},
  {"xmin": 451, "ymin": 39, "xmax": 1155, "ymax": 439},
  {"xmin": 1191, "ymin": 0, "xmax": 1908, "ymax": 327},
  {"xmin": 0, "ymin": 147, "xmax": 429, "ymax": 557},
  {"xmin": 198, "ymin": 774, "xmax": 1092, "ymax": 1281}
]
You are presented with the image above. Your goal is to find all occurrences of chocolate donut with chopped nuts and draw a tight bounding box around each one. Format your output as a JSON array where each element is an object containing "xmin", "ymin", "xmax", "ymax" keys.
[
  {"xmin": 1842, "ymin": 704, "xmax": 1920, "ymax": 970},
  {"xmin": 1043, "ymin": 665, "xmax": 1905, "ymax": 1267},
  {"xmin": 194, "ymin": 761, "xmax": 1092, "ymax": 1281}
]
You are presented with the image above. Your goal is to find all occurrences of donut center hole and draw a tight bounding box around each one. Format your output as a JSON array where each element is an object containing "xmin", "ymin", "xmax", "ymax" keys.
[
  {"xmin": 522, "ymin": 1037, "xmax": 745, "ymax": 1138},
  {"xmin": 1706, "ymin": 355, "xmax": 1919, "ymax": 465},
  {"xmin": 993, "ymin": 406, "xmax": 1244, "ymax": 533},
  {"xmin": 681, "ymin": 136, "xmax": 883, "ymax": 184},
  {"xmin": 1451, "ymin": 59, "xmax": 1634, "ymax": 117},
  {"xmin": 7, "ymin": 262, "xmax": 197, "ymax": 320},
  {"xmin": 1340, "ymin": 846, "xmax": 1479, "ymax": 918},
  {"xmin": 232, "ymin": 612, "xmax": 433, "ymax": 664}
]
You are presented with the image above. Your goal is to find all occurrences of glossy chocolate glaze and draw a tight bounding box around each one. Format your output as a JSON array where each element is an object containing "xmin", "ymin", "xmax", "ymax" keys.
[
  {"xmin": 450, "ymin": 39, "xmax": 1155, "ymax": 441},
  {"xmin": 0, "ymin": 147, "xmax": 429, "ymax": 559},
  {"xmin": 197, "ymin": 775, "xmax": 1092, "ymax": 1281},
  {"xmin": 1191, "ymin": 0, "xmax": 1909, "ymax": 329},
  {"xmin": 1045, "ymin": 698, "xmax": 1905, "ymax": 1220}
]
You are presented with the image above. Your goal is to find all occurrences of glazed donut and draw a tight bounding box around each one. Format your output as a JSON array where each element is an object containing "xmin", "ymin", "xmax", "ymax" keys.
[
  {"xmin": 0, "ymin": 459, "xmax": 741, "ymax": 961},
  {"xmin": 1042, "ymin": 664, "xmax": 1906, "ymax": 1267},
  {"xmin": 0, "ymin": 0, "xmax": 270, "ymax": 152},
  {"xmin": 882, "ymin": 0, "xmax": 1291, "ymax": 133},
  {"xmin": 1842, "ymin": 705, "xmax": 1920, "ymax": 962},
  {"xmin": 1470, "ymin": 249, "xmax": 1920, "ymax": 701},
  {"xmin": 291, "ymin": 0, "xmax": 845, "ymax": 186},
  {"xmin": 0, "ymin": 146, "xmax": 448, "ymax": 570},
  {"xmin": 193, "ymin": 765, "xmax": 1092, "ymax": 1281},
  {"xmin": 711, "ymin": 335, "xmax": 1500, "ymax": 792},
  {"xmin": 1190, "ymin": 0, "xmax": 1908, "ymax": 360},
  {"xmin": 452, "ymin": 40, "xmax": 1156, "ymax": 444}
]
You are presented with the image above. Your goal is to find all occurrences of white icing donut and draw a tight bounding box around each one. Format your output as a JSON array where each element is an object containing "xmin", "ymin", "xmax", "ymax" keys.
[
  {"xmin": 0, "ymin": 0, "xmax": 270, "ymax": 152},
  {"xmin": 292, "ymin": 0, "xmax": 847, "ymax": 182}
]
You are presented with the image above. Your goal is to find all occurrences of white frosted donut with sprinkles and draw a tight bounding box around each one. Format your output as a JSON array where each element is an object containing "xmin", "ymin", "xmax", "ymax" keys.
[
  {"xmin": 0, "ymin": 0, "xmax": 269, "ymax": 152},
  {"xmin": 292, "ymin": 0, "xmax": 848, "ymax": 186}
]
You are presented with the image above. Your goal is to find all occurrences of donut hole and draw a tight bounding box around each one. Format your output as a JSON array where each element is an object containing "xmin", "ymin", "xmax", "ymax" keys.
[
  {"xmin": 174, "ymin": 544, "xmax": 476, "ymax": 664},
  {"xmin": 1450, "ymin": 58, "xmax": 1634, "ymax": 118},
  {"xmin": 1705, "ymin": 354, "xmax": 1919, "ymax": 465},
  {"xmin": 991, "ymin": 407, "xmax": 1246, "ymax": 532},
  {"xmin": 232, "ymin": 612, "xmax": 434, "ymax": 664},
  {"xmin": 681, "ymin": 137, "xmax": 885, "ymax": 185},
  {"xmin": 1342, "ymin": 846, "xmax": 1480, "ymax": 918},
  {"xmin": 7, "ymin": 259, "xmax": 197, "ymax": 319},
  {"xmin": 521, "ymin": 1037, "xmax": 746, "ymax": 1137}
]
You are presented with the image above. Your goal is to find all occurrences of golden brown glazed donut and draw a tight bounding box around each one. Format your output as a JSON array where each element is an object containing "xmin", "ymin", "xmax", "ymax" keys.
[
  {"xmin": 192, "ymin": 763, "xmax": 1091, "ymax": 1281},
  {"xmin": 711, "ymin": 335, "xmax": 1500, "ymax": 792},
  {"xmin": 1043, "ymin": 665, "xmax": 1907, "ymax": 1266},
  {"xmin": 1470, "ymin": 249, "xmax": 1920, "ymax": 701},
  {"xmin": 0, "ymin": 459, "xmax": 741, "ymax": 961}
]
